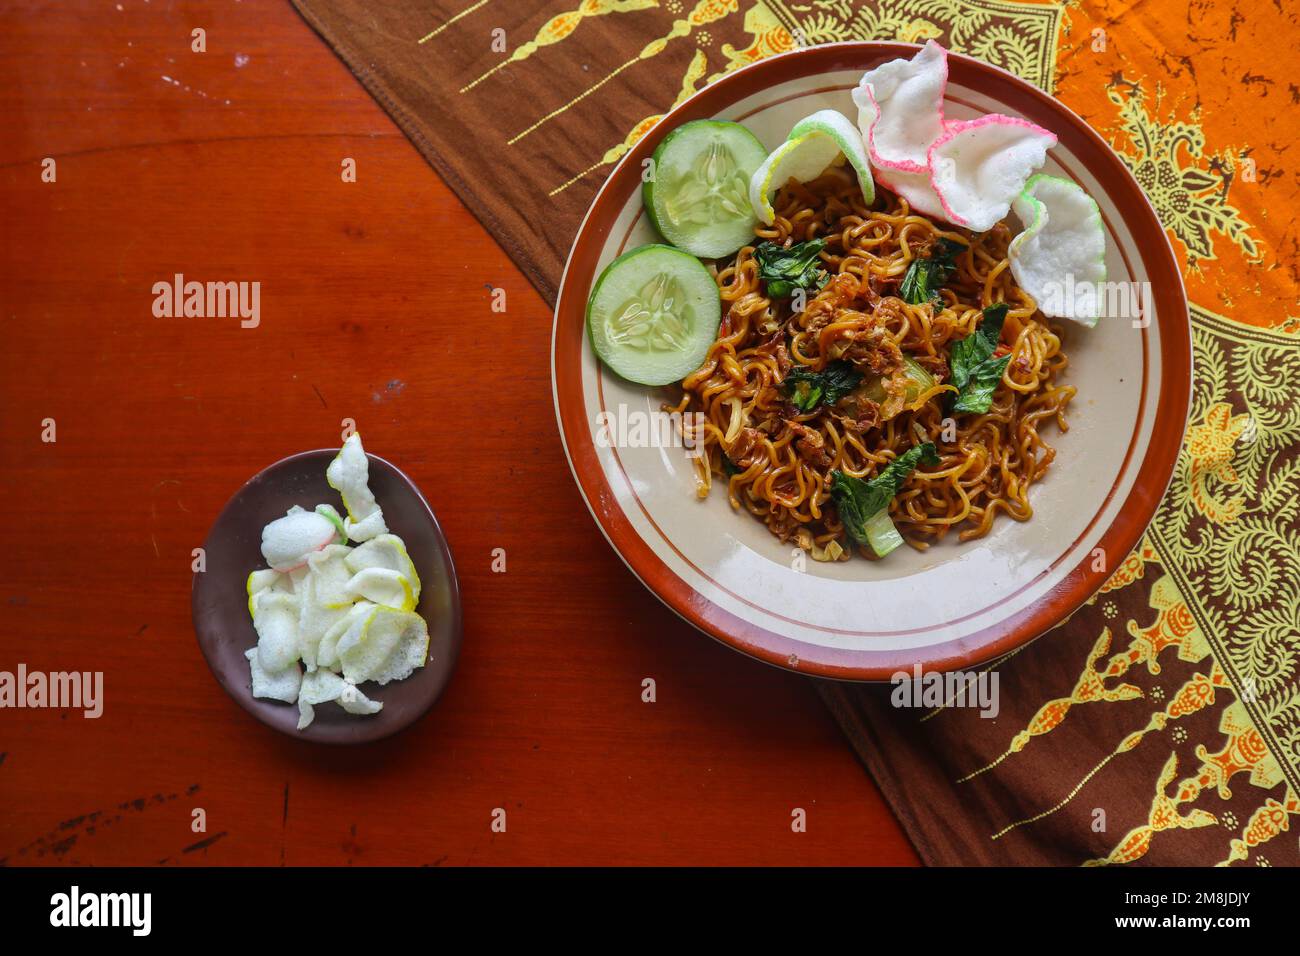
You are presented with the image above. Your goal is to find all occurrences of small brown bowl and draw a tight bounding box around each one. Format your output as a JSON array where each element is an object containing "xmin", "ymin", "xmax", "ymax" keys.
[{"xmin": 192, "ymin": 449, "xmax": 462, "ymax": 743}]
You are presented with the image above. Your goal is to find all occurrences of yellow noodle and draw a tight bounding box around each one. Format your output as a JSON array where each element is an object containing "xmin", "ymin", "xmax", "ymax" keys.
[{"xmin": 672, "ymin": 171, "xmax": 1076, "ymax": 559}]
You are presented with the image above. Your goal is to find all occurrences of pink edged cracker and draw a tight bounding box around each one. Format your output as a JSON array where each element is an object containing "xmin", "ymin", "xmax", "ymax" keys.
[{"xmin": 928, "ymin": 115, "xmax": 1058, "ymax": 232}]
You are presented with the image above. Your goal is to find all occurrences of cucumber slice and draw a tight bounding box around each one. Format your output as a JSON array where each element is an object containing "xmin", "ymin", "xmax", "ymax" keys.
[
  {"xmin": 586, "ymin": 244, "xmax": 721, "ymax": 387},
  {"xmin": 643, "ymin": 120, "xmax": 767, "ymax": 259}
]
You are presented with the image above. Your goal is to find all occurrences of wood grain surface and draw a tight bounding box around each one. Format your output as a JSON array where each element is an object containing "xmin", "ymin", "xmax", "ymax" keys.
[{"xmin": 0, "ymin": 0, "xmax": 917, "ymax": 866}]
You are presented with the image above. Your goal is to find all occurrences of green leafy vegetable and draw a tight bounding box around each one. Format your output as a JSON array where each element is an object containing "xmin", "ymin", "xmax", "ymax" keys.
[
  {"xmin": 949, "ymin": 303, "xmax": 1012, "ymax": 415},
  {"xmin": 899, "ymin": 238, "xmax": 966, "ymax": 305},
  {"xmin": 830, "ymin": 442, "xmax": 940, "ymax": 557},
  {"xmin": 754, "ymin": 238, "xmax": 829, "ymax": 299},
  {"xmin": 953, "ymin": 355, "xmax": 1011, "ymax": 414},
  {"xmin": 783, "ymin": 360, "xmax": 862, "ymax": 413}
]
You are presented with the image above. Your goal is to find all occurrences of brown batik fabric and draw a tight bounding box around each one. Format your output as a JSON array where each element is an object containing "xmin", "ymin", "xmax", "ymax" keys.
[{"xmin": 291, "ymin": 0, "xmax": 1300, "ymax": 864}]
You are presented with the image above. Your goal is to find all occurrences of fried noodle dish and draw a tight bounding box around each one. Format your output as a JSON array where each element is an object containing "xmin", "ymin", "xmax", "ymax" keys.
[{"xmin": 666, "ymin": 168, "xmax": 1076, "ymax": 562}]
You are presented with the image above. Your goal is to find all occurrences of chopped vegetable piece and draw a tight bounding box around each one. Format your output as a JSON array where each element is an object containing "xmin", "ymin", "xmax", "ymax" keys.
[
  {"xmin": 949, "ymin": 303, "xmax": 1012, "ymax": 414},
  {"xmin": 899, "ymin": 238, "xmax": 965, "ymax": 305},
  {"xmin": 754, "ymin": 238, "xmax": 830, "ymax": 299},
  {"xmin": 861, "ymin": 355, "xmax": 938, "ymax": 409},
  {"xmin": 830, "ymin": 442, "xmax": 940, "ymax": 557},
  {"xmin": 783, "ymin": 359, "xmax": 862, "ymax": 412},
  {"xmin": 862, "ymin": 509, "xmax": 905, "ymax": 557}
]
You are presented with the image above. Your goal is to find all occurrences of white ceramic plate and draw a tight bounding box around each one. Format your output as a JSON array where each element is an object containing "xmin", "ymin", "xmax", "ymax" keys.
[{"xmin": 552, "ymin": 43, "xmax": 1191, "ymax": 680}]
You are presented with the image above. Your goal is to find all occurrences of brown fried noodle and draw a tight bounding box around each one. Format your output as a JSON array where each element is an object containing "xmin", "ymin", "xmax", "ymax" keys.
[{"xmin": 666, "ymin": 167, "xmax": 1076, "ymax": 561}]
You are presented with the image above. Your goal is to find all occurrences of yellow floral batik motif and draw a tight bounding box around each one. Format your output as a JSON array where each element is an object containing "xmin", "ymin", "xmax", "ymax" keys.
[
  {"xmin": 1090, "ymin": 537, "xmax": 1157, "ymax": 598},
  {"xmin": 1220, "ymin": 788, "xmax": 1300, "ymax": 867},
  {"xmin": 1105, "ymin": 77, "xmax": 1260, "ymax": 270},
  {"xmin": 956, "ymin": 545, "xmax": 1296, "ymax": 864},
  {"xmin": 1112, "ymin": 576, "xmax": 1207, "ymax": 678},
  {"xmin": 989, "ymin": 660, "xmax": 1231, "ymax": 844},
  {"xmin": 705, "ymin": 2, "xmax": 796, "ymax": 82},
  {"xmin": 765, "ymin": 0, "xmax": 1062, "ymax": 91},
  {"xmin": 1183, "ymin": 403, "xmax": 1248, "ymax": 525},
  {"xmin": 961, "ymin": 561, "xmax": 1200, "ymax": 780},
  {"xmin": 1150, "ymin": 306, "xmax": 1300, "ymax": 795},
  {"xmin": 957, "ymin": 627, "xmax": 1144, "ymax": 783}
]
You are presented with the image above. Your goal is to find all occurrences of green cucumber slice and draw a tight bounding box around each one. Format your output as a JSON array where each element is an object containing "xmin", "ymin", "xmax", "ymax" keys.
[
  {"xmin": 643, "ymin": 120, "xmax": 767, "ymax": 259},
  {"xmin": 586, "ymin": 244, "xmax": 721, "ymax": 387}
]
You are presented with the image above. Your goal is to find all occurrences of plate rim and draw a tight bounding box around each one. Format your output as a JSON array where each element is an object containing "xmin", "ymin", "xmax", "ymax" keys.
[{"xmin": 551, "ymin": 40, "xmax": 1192, "ymax": 681}]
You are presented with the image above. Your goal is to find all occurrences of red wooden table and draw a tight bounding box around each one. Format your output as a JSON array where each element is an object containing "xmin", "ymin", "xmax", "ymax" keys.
[{"xmin": 0, "ymin": 0, "xmax": 917, "ymax": 866}]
